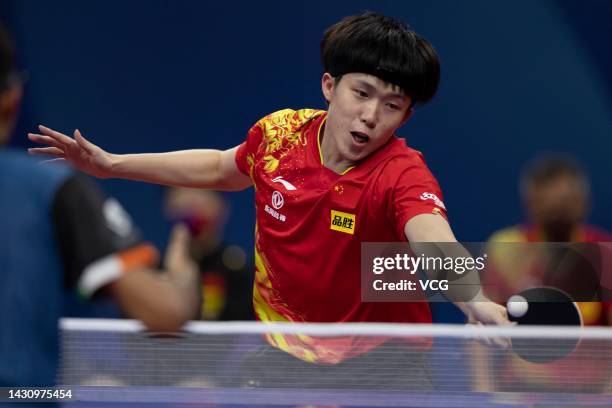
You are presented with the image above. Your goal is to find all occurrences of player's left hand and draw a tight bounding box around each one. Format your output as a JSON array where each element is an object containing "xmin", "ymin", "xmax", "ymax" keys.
[{"xmin": 28, "ymin": 126, "xmax": 115, "ymax": 179}]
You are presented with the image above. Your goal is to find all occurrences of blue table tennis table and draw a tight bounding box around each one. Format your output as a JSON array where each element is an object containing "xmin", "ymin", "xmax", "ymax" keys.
[{"xmin": 61, "ymin": 386, "xmax": 612, "ymax": 407}]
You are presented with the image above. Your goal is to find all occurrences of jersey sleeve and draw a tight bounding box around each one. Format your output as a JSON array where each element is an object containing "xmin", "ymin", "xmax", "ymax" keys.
[
  {"xmin": 235, "ymin": 109, "xmax": 319, "ymax": 177},
  {"xmin": 235, "ymin": 118, "xmax": 265, "ymax": 177},
  {"xmin": 389, "ymin": 156, "xmax": 448, "ymax": 240},
  {"xmin": 52, "ymin": 175, "xmax": 159, "ymax": 298}
]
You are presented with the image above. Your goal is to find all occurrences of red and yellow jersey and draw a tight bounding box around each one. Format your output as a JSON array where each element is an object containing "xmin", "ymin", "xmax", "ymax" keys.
[{"xmin": 235, "ymin": 109, "xmax": 447, "ymax": 363}]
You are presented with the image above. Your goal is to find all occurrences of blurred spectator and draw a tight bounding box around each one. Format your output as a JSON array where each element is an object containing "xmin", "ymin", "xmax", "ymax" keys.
[
  {"xmin": 486, "ymin": 154, "xmax": 612, "ymax": 322},
  {"xmin": 165, "ymin": 187, "xmax": 254, "ymax": 321},
  {"xmin": 517, "ymin": 154, "xmax": 607, "ymax": 242},
  {"xmin": 0, "ymin": 22, "xmax": 198, "ymax": 387},
  {"xmin": 472, "ymin": 154, "xmax": 612, "ymax": 393}
]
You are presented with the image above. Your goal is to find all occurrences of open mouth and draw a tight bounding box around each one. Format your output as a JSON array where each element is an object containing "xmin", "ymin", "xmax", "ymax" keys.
[{"xmin": 351, "ymin": 131, "xmax": 370, "ymax": 145}]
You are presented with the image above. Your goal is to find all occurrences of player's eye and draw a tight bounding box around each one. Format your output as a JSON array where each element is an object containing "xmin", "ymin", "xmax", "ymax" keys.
[
  {"xmin": 353, "ymin": 89, "xmax": 368, "ymax": 98},
  {"xmin": 386, "ymin": 103, "xmax": 400, "ymax": 111}
]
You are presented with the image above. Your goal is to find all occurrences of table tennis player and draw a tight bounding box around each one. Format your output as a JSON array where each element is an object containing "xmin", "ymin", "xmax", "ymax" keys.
[
  {"xmin": 0, "ymin": 23, "xmax": 199, "ymax": 388},
  {"xmin": 29, "ymin": 12, "xmax": 510, "ymax": 389}
]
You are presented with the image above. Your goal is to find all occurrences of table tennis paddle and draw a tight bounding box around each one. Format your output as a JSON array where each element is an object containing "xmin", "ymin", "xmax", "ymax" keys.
[{"xmin": 506, "ymin": 286, "xmax": 582, "ymax": 363}]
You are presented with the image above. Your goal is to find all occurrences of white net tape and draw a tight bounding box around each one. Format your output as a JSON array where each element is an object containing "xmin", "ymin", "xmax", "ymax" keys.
[{"xmin": 57, "ymin": 319, "xmax": 612, "ymax": 406}]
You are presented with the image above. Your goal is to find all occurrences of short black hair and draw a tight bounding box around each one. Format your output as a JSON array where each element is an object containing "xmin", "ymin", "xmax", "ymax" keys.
[
  {"xmin": 0, "ymin": 22, "xmax": 17, "ymax": 92},
  {"xmin": 321, "ymin": 12, "xmax": 440, "ymax": 106},
  {"xmin": 520, "ymin": 154, "xmax": 589, "ymax": 196}
]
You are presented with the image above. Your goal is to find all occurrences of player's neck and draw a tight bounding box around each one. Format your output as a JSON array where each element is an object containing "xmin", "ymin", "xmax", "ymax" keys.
[{"xmin": 319, "ymin": 123, "xmax": 356, "ymax": 175}]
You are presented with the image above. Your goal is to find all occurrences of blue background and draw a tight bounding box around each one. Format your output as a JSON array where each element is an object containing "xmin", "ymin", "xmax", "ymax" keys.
[{"xmin": 2, "ymin": 0, "xmax": 611, "ymax": 321}]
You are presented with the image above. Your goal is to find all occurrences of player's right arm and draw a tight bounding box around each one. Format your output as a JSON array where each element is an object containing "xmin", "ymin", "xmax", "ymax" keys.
[
  {"xmin": 54, "ymin": 174, "xmax": 200, "ymax": 332},
  {"xmin": 28, "ymin": 125, "xmax": 251, "ymax": 191}
]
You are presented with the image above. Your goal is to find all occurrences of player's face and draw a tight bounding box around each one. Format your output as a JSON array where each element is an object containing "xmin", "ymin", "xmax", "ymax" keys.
[
  {"xmin": 322, "ymin": 72, "xmax": 412, "ymax": 163},
  {"xmin": 165, "ymin": 188, "xmax": 227, "ymax": 239},
  {"xmin": 526, "ymin": 175, "xmax": 588, "ymax": 239}
]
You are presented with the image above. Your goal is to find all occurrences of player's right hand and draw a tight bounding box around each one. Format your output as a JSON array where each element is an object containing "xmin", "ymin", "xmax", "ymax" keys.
[
  {"xmin": 28, "ymin": 125, "xmax": 114, "ymax": 178},
  {"xmin": 464, "ymin": 300, "xmax": 513, "ymax": 348}
]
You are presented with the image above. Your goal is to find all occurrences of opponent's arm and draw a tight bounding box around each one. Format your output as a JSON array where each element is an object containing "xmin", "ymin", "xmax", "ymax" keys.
[
  {"xmin": 54, "ymin": 175, "xmax": 200, "ymax": 332},
  {"xmin": 28, "ymin": 126, "xmax": 251, "ymax": 191},
  {"xmin": 107, "ymin": 225, "xmax": 200, "ymax": 332},
  {"xmin": 404, "ymin": 214, "xmax": 510, "ymax": 331}
]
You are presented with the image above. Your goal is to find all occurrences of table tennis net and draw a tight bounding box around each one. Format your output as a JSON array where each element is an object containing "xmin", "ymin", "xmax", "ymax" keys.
[{"xmin": 58, "ymin": 319, "xmax": 612, "ymax": 398}]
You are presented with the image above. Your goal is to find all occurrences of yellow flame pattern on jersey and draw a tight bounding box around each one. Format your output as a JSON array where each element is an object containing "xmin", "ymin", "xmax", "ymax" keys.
[{"xmin": 257, "ymin": 109, "xmax": 325, "ymax": 173}]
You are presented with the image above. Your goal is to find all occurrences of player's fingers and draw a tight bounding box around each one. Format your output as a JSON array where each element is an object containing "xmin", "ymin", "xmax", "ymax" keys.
[
  {"xmin": 28, "ymin": 147, "xmax": 65, "ymax": 157},
  {"xmin": 466, "ymin": 323, "xmax": 493, "ymax": 347},
  {"xmin": 74, "ymin": 129, "xmax": 96, "ymax": 154},
  {"xmin": 491, "ymin": 310, "xmax": 512, "ymax": 348},
  {"xmin": 168, "ymin": 223, "xmax": 190, "ymax": 249},
  {"xmin": 496, "ymin": 306, "xmax": 512, "ymax": 326},
  {"xmin": 491, "ymin": 334, "xmax": 510, "ymax": 349},
  {"xmin": 28, "ymin": 133, "xmax": 65, "ymax": 150},
  {"xmin": 467, "ymin": 321, "xmax": 510, "ymax": 349},
  {"xmin": 38, "ymin": 125, "xmax": 76, "ymax": 146},
  {"xmin": 40, "ymin": 158, "xmax": 66, "ymax": 165},
  {"xmin": 164, "ymin": 224, "xmax": 193, "ymax": 271}
]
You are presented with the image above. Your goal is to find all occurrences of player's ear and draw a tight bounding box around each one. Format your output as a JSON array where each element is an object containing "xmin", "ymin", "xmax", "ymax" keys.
[
  {"xmin": 400, "ymin": 106, "xmax": 413, "ymax": 126},
  {"xmin": 321, "ymin": 73, "xmax": 335, "ymax": 104}
]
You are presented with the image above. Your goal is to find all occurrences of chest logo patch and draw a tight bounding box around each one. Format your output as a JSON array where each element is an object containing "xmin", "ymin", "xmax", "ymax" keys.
[
  {"xmin": 272, "ymin": 191, "xmax": 285, "ymax": 209},
  {"xmin": 330, "ymin": 210, "xmax": 356, "ymax": 235}
]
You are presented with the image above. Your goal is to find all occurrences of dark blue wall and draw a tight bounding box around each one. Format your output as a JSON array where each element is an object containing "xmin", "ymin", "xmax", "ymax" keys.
[{"xmin": 3, "ymin": 0, "xmax": 611, "ymax": 257}]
